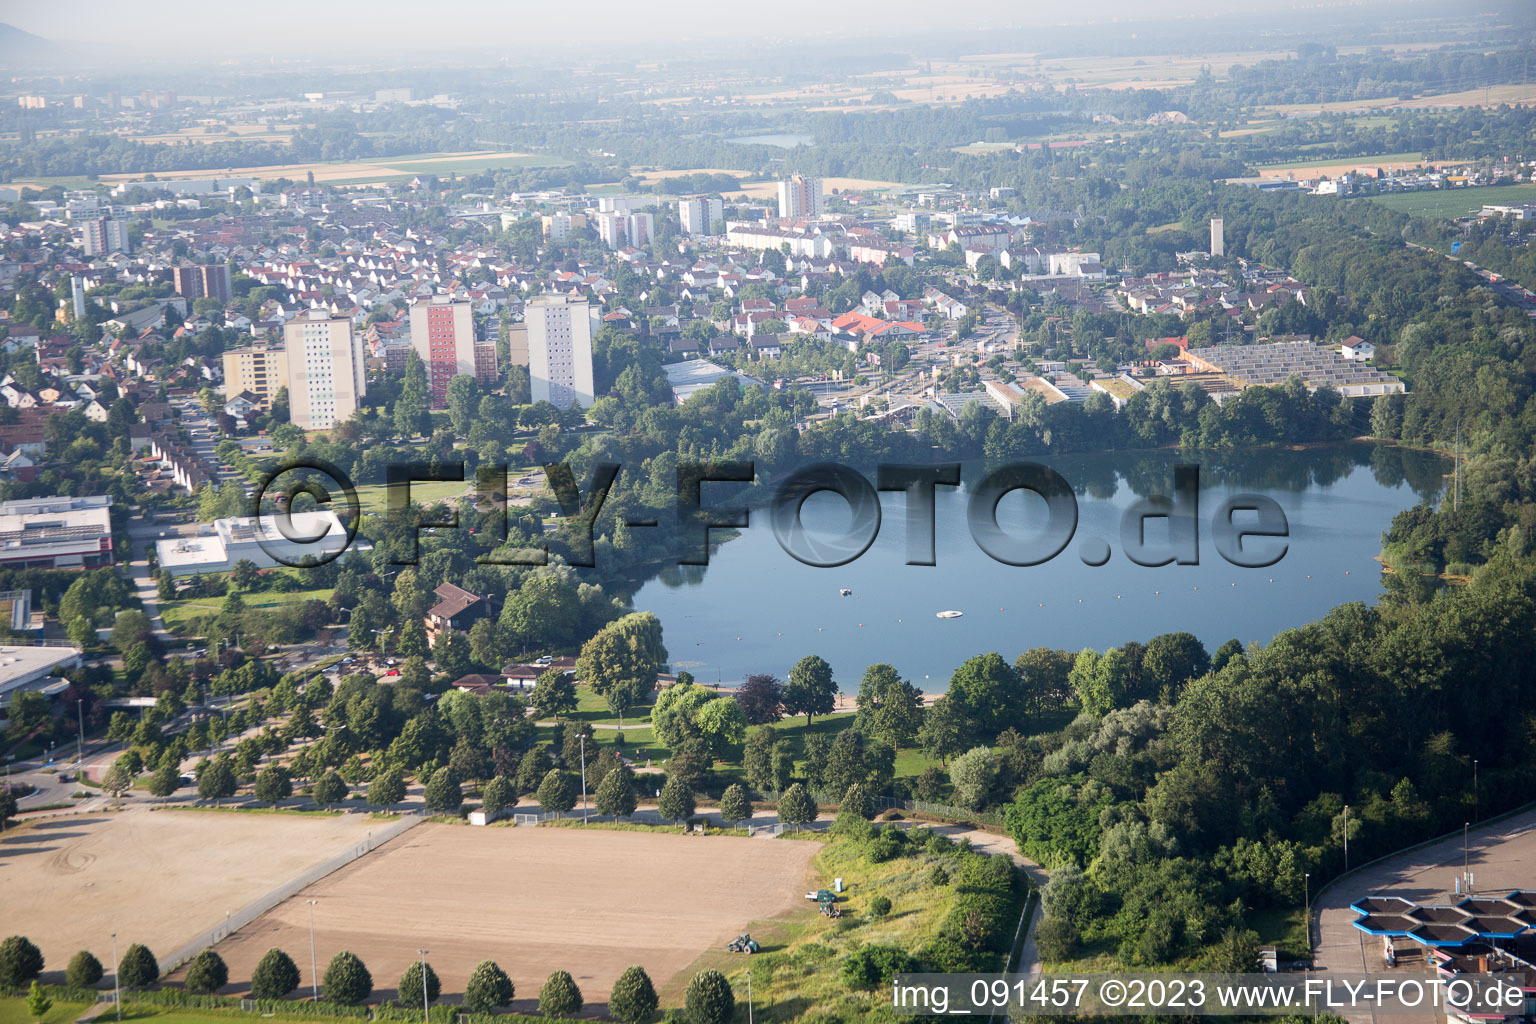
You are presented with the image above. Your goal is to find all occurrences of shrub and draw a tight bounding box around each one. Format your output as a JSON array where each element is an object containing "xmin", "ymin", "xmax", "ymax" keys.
[
  {"xmin": 683, "ymin": 969, "xmax": 734, "ymax": 1024},
  {"xmin": 322, "ymin": 951, "xmax": 371, "ymax": 1005},
  {"xmin": 185, "ymin": 950, "xmax": 229, "ymax": 994},
  {"xmin": 118, "ymin": 944, "xmax": 159, "ymax": 990},
  {"xmin": 249, "ymin": 948, "xmax": 300, "ymax": 999},
  {"xmin": 928, "ymin": 864, "xmax": 950, "ymax": 886},
  {"xmin": 398, "ymin": 960, "xmax": 440, "ymax": 1005},
  {"xmin": 0, "ymin": 935, "xmax": 44, "ymax": 990},
  {"xmin": 538, "ymin": 970, "xmax": 582, "ymax": 1017},
  {"xmin": 463, "ymin": 961, "xmax": 513, "ymax": 1014},
  {"xmin": 609, "ymin": 965, "xmax": 659, "ymax": 1024},
  {"xmin": 839, "ymin": 945, "xmax": 915, "ymax": 988},
  {"xmin": 65, "ymin": 950, "xmax": 103, "ymax": 988},
  {"xmin": 869, "ymin": 896, "xmax": 893, "ymax": 918}
]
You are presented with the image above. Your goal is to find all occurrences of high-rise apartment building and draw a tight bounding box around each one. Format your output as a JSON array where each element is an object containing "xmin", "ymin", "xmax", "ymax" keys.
[
  {"xmin": 80, "ymin": 216, "xmax": 130, "ymax": 256},
  {"xmin": 679, "ymin": 197, "xmax": 724, "ymax": 236},
  {"xmin": 776, "ymin": 175, "xmax": 824, "ymax": 220},
  {"xmin": 408, "ymin": 296, "xmax": 497, "ymax": 407},
  {"xmin": 526, "ymin": 295, "xmax": 595, "ymax": 410},
  {"xmin": 222, "ymin": 344, "xmax": 289, "ymax": 410},
  {"xmin": 281, "ymin": 310, "xmax": 366, "ymax": 430},
  {"xmin": 594, "ymin": 211, "xmax": 654, "ymax": 250},
  {"xmin": 172, "ymin": 263, "xmax": 233, "ymax": 304}
]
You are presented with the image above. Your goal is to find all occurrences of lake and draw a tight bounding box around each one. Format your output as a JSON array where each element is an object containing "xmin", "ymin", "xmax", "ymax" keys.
[
  {"xmin": 632, "ymin": 445, "xmax": 1447, "ymax": 691},
  {"xmin": 728, "ymin": 133, "xmax": 815, "ymax": 148}
]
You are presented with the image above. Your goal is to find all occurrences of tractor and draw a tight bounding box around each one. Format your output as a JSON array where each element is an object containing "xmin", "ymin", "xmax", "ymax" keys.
[{"xmin": 726, "ymin": 933, "xmax": 760, "ymax": 954}]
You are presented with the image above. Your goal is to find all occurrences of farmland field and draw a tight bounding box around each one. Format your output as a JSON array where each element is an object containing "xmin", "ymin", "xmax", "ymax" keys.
[
  {"xmin": 0, "ymin": 810, "xmax": 379, "ymax": 973},
  {"xmin": 201, "ymin": 825, "xmax": 821, "ymax": 1010},
  {"xmin": 1367, "ymin": 182, "xmax": 1536, "ymax": 218}
]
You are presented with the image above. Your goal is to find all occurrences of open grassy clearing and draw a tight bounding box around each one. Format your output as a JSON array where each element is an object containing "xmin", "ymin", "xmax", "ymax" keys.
[
  {"xmin": 159, "ymin": 587, "xmax": 335, "ymax": 633},
  {"xmin": 1367, "ymin": 182, "xmax": 1536, "ymax": 218}
]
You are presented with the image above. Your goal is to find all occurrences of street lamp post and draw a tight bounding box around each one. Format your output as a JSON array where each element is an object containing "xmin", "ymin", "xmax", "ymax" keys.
[
  {"xmin": 1343, "ymin": 804, "xmax": 1350, "ymax": 872},
  {"xmin": 746, "ymin": 968, "xmax": 753, "ymax": 1024},
  {"xmin": 579, "ymin": 733, "xmax": 588, "ymax": 824},
  {"xmin": 77, "ymin": 698, "xmax": 85, "ymax": 770},
  {"xmin": 306, "ymin": 899, "xmax": 320, "ymax": 1001},
  {"xmin": 1473, "ymin": 759, "xmax": 1479, "ymax": 820},
  {"xmin": 111, "ymin": 931, "xmax": 121, "ymax": 1021},
  {"xmin": 1464, "ymin": 822, "xmax": 1470, "ymax": 894},
  {"xmin": 418, "ymin": 950, "xmax": 430, "ymax": 1024},
  {"xmin": 1303, "ymin": 872, "xmax": 1311, "ymax": 955}
]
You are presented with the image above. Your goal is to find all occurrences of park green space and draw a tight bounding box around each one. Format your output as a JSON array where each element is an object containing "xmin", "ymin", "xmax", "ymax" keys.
[{"xmin": 1367, "ymin": 182, "xmax": 1536, "ymax": 218}]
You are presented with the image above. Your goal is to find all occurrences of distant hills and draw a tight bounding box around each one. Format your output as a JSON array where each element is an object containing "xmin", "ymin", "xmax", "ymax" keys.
[{"xmin": 0, "ymin": 23, "xmax": 61, "ymax": 65}]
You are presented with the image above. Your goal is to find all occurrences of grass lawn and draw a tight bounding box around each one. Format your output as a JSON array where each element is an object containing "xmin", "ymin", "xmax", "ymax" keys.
[
  {"xmin": 0, "ymin": 996, "xmax": 92, "ymax": 1024},
  {"xmin": 1367, "ymin": 182, "xmax": 1536, "ymax": 218},
  {"xmin": 1253, "ymin": 150, "xmax": 1423, "ymax": 171},
  {"xmin": 160, "ymin": 587, "xmax": 335, "ymax": 633},
  {"xmin": 352, "ymin": 479, "xmax": 469, "ymax": 515}
]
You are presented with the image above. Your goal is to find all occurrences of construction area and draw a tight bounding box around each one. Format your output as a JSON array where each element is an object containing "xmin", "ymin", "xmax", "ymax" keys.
[{"xmin": 200, "ymin": 825, "xmax": 821, "ymax": 1011}]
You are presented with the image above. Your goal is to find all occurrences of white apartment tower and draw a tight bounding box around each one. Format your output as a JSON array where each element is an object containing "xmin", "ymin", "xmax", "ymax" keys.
[
  {"xmin": 679, "ymin": 197, "xmax": 724, "ymax": 236},
  {"xmin": 526, "ymin": 294, "xmax": 595, "ymax": 410},
  {"xmin": 777, "ymin": 175, "xmax": 824, "ymax": 220},
  {"xmin": 281, "ymin": 310, "xmax": 366, "ymax": 430},
  {"xmin": 80, "ymin": 216, "xmax": 130, "ymax": 256},
  {"xmin": 1210, "ymin": 218, "xmax": 1225, "ymax": 258}
]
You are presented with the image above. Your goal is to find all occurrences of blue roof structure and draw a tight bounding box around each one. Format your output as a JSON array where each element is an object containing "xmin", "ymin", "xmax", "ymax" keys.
[{"xmin": 1352, "ymin": 891, "xmax": 1536, "ymax": 949}]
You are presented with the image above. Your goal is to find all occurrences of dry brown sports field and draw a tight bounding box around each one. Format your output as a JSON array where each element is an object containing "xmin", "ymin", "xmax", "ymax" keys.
[
  {"xmin": 0, "ymin": 809, "xmax": 379, "ymax": 973},
  {"xmin": 202, "ymin": 825, "xmax": 821, "ymax": 1010}
]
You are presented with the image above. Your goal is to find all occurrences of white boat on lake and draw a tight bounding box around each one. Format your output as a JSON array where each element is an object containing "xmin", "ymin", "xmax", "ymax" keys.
[{"xmin": 935, "ymin": 609, "xmax": 963, "ymax": 619}]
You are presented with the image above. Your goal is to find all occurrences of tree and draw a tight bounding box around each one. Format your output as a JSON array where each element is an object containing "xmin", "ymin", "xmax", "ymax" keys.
[
  {"xmin": 396, "ymin": 352, "xmax": 429, "ymax": 438},
  {"xmin": 0, "ymin": 936, "xmax": 43, "ymax": 990},
  {"xmin": 594, "ymin": 767, "xmax": 637, "ymax": 819},
  {"xmin": 367, "ymin": 767, "xmax": 406, "ymax": 807},
  {"xmin": 463, "ymin": 961, "xmax": 514, "ymax": 1014},
  {"xmin": 684, "ymin": 970, "xmax": 734, "ymax": 1024},
  {"xmin": 854, "ymin": 663, "xmax": 922, "ymax": 756},
  {"xmin": 231, "ymin": 559, "xmax": 261, "ymax": 591},
  {"xmin": 481, "ymin": 775, "xmax": 514, "ymax": 819},
  {"xmin": 576, "ymin": 613, "xmax": 667, "ymax": 728},
  {"xmin": 102, "ymin": 760, "xmax": 133, "ymax": 799},
  {"xmin": 147, "ymin": 762, "xmax": 180, "ymax": 799},
  {"xmin": 424, "ymin": 767, "xmax": 462, "ymax": 814},
  {"xmin": 185, "ymin": 950, "xmax": 229, "ymax": 994},
  {"xmin": 609, "ymin": 966, "xmax": 658, "ymax": 1024},
  {"xmin": 117, "ymin": 944, "xmax": 158, "ymax": 990},
  {"xmin": 65, "ymin": 950, "xmax": 103, "ymax": 988},
  {"xmin": 536, "ymin": 769, "xmax": 575, "ymax": 816},
  {"xmin": 918, "ymin": 697, "xmax": 965, "ymax": 766},
  {"xmin": 657, "ymin": 776, "xmax": 695, "ymax": 824},
  {"xmin": 446, "ymin": 374, "xmax": 478, "ymax": 436},
  {"xmin": 784, "ymin": 655, "xmax": 836, "ymax": 725},
  {"xmin": 539, "ymin": 970, "xmax": 583, "ymax": 1017},
  {"xmin": 841, "ymin": 783, "xmax": 875, "ymax": 819},
  {"xmin": 322, "ymin": 951, "xmax": 371, "ymax": 1005},
  {"xmin": 399, "ymin": 960, "xmax": 440, "ymax": 1005},
  {"xmin": 949, "ymin": 746, "xmax": 1000, "ymax": 811},
  {"xmin": 250, "ymin": 948, "xmax": 300, "ymax": 999},
  {"xmin": 530, "ymin": 669, "xmax": 577, "ymax": 721},
  {"xmin": 26, "ymin": 980, "xmax": 50, "ymax": 1023},
  {"xmin": 719, "ymin": 783, "xmax": 752, "ymax": 826},
  {"xmin": 467, "ymin": 619, "xmax": 502, "ymax": 671},
  {"xmin": 254, "ymin": 765, "xmax": 292, "ymax": 807},
  {"xmin": 198, "ymin": 758, "xmax": 237, "ymax": 802},
  {"xmin": 1142, "ymin": 632, "xmax": 1211, "ymax": 699},
  {"xmin": 432, "ymin": 630, "xmax": 471, "ymax": 680},
  {"xmin": 947, "ymin": 653, "xmax": 1024, "ymax": 739},
  {"xmin": 735, "ymin": 674, "xmax": 783, "ymax": 724},
  {"xmin": 313, "ymin": 770, "xmax": 348, "ymax": 809},
  {"xmin": 0, "ymin": 790, "xmax": 14, "ymax": 829},
  {"xmin": 778, "ymin": 783, "xmax": 817, "ymax": 830}
]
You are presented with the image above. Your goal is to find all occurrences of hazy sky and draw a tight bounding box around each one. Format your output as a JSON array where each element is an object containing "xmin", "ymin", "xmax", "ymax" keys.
[{"xmin": 6, "ymin": 0, "xmax": 1368, "ymax": 57}]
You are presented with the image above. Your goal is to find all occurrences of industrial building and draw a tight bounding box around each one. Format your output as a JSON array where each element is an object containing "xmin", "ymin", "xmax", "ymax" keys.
[
  {"xmin": 0, "ymin": 645, "xmax": 85, "ymax": 727},
  {"xmin": 0, "ymin": 495, "xmax": 114, "ymax": 570}
]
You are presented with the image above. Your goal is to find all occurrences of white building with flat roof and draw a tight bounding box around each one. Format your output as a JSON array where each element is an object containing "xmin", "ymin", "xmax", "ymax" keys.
[
  {"xmin": 0, "ymin": 495, "xmax": 113, "ymax": 569},
  {"xmin": 155, "ymin": 510, "xmax": 367, "ymax": 577},
  {"xmin": 0, "ymin": 645, "xmax": 83, "ymax": 723}
]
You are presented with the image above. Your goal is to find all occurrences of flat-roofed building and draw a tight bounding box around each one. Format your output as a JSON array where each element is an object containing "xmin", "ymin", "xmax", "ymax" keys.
[
  {"xmin": 155, "ymin": 510, "xmax": 369, "ymax": 577},
  {"xmin": 526, "ymin": 294, "xmax": 595, "ymax": 409},
  {"xmin": 0, "ymin": 495, "xmax": 113, "ymax": 569},
  {"xmin": 282, "ymin": 310, "xmax": 366, "ymax": 429}
]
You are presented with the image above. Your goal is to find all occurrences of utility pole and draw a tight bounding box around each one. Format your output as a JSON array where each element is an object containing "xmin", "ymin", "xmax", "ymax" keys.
[
  {"xmin": 1343, "ymin": 805, "xmax": 1350, "ymax": 872},
  {"xmin": 1473, "ymin": 760, "xmax": 1479, "ymax": 820},
  {"xmin": 418, "ymin": 950, "xmax": 430, "ymax": 1024},
  {"xmin": 1464, "ymin": 822, "xmax": 1470, "ymax": 894},
  {"xmin": 111, "ymin": 932, "xmax": 121, "ymax": 1021},
  {"xmin": 579, "ymin": 733, "xmax": 588, "ymax": 824},
  {"xmin": 306, "ymin": 899, "xmax": 319, "ymax": 1001},
  {"xmin": 77, "ymin": 698, "xmax": 85, "ymax": 770},
  {"xmin": 746, "ymin": 969, "xmax": 753, "ymax": 1024}
]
